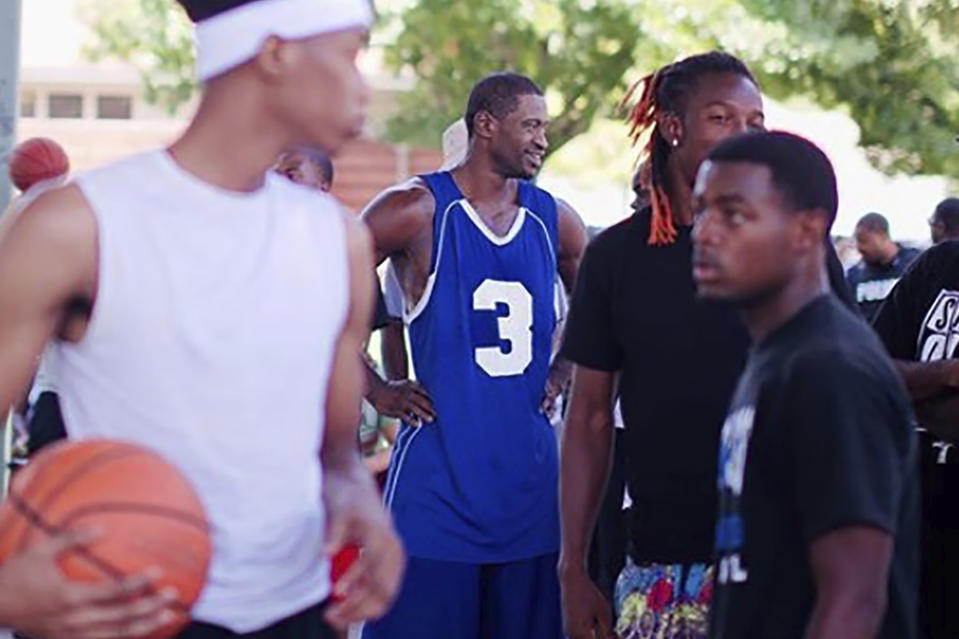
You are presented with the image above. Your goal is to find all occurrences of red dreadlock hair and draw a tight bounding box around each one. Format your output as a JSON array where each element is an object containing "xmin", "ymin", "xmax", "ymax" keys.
[
  {"xmin": 621, "ymin": 70, "xmax": 675, "ymax": 245},
  {"xmin": 620, "ymin": 52, "xmax": 758, "ymax": 246}
]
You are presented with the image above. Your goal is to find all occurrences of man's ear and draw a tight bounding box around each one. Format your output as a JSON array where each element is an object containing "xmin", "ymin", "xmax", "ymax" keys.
[
  {"xmin": 250, "ymin": 35, "xmax": 290, "ymax": 82},
  {"xmin": 472, "ymin": 110, "xmax": 498, "ymax": 140},
  {"xmin": 657, "ymin": 111, "xmax": 684, "ymax": 149},
  {"xmin": 795, "ymin": 208, "xmax": 830, "ymax": 251}
]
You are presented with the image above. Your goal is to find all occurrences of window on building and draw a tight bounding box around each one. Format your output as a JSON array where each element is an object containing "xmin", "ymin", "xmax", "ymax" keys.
[
  {"xmin": 48, "ymin": 94, "xmax": 83, "ymax": 119},
  {"xmin": 20, "ymin": 92, "xmax": 36, "ymax": 117},
  {"xmin": 96, "ymin": 95, "xmax": 133, "ymax": 120}
]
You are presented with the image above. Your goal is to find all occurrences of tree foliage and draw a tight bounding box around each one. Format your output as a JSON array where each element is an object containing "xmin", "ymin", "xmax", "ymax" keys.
[
  {"xmin": 82, "ymin": 0, "xmax": 959, "ymax": 175},
  {"xmin": 379, "ymin": 0, "xmax": 641, "ymax": 155},
  {"xmin": 729, "ymin": 0, "xmax": 959, "ymax": 175}
]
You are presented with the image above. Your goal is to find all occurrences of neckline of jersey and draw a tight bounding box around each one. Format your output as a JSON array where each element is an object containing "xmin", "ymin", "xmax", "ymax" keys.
[
  {"xmin": 444, "ymin": 172, "xmax": 528, "ymax": 246},
  {"xmin": 457, "ymin": 198, "xmax": 528, "ymax": 246},
  {"xmin": 155, "ymin": 149, "xmax": 273, "ymax": 208}
]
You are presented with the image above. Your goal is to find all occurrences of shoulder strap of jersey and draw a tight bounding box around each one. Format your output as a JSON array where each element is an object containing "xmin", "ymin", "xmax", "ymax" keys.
[
  {"xmin": 418, "ymin": 171, "xmax": 462, "ymax": 274},
  {"xmin": 518, "ymin": 180, "xmax": 559, "ymax": 266}
]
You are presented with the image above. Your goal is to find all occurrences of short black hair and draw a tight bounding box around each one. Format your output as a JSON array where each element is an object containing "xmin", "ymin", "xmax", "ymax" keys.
[
  {"xmin": 934, "ymin": 197, "xmax": 959, "ymax": 233},
  {"xmin": 465, "ymin": 72, "xmax": 543, "ymax": 139},
  {"xmin": 305, "ymin": 149, "xmax": 334, "ymax": 186},
  {"xmin": 176, "ymin": 0, "xmax": 257, "ymax": 23},
  {"xmin": 277, "ymin": 148, "xmax": 334, "ymax": 186},
  {"xmin": 855, "ymin": 212, "xmax": 889, "ymax": 235},
  {"xmin": 707, "ymin": 130, "xmax": 838, "ymax": 229}
]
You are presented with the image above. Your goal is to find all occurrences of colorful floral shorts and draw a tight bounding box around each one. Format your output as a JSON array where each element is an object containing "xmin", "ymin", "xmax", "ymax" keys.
[{"xmin": 613, "ymin": 559, "xmax": 714, "ymax": 639}]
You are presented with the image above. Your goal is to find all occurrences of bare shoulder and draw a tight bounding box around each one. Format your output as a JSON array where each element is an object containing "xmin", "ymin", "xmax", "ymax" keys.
[
  {"xmin": 554, "ymin": 196, "xmax": 587, "ymax": 251},
  {"xmin": 0, "ymin": 184, "xmax": 98, "ymax": 312},
  {"xmin": 5, "ymin": 184, "xmax": 98, "ymax": 272},
  {"xmin": 360, "ymin": 177, "xmax": 434, "ymax": 224},
  {"xmin": 555, "ymin": 197, "xmax": 585, "ymax": 227}
]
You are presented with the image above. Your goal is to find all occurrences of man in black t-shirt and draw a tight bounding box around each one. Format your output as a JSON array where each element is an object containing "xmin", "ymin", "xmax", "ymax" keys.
[
  {"xmin": 696, "ymin": 131, "xmax": 917, "ymax": 639},
  {"xmin": 846, "ymin": 212, "xmax": 921, "ymax": 322},
  {"xmin": 928, "ymin": 197, "xmax": 959, "ymax": 245},
  {"xmin": 558, "ymin": 53, "xmax": 857, "ymax": 639},
  {"xmin": 872, "ymin": 241, "xmax": 959, "ymax": 639}
]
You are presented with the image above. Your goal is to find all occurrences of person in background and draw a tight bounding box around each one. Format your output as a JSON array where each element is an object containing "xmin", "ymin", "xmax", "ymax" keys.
[
  {"xmin": 273, "ymin": 150, "xmax": 406, "ymax": 487},
  {"xmin": 275, "ymin": 148, "xmax": 335, "ymax": 192},
  {"xmin": 361, "ymin": 71, "xmax": 587, "ymax": 639},
  {"xmin": 872, "ymin": 234, "xmax": 959, "ymax": 639},
  {"xmin": 559, "ymin": 51, "xmax": 858, "ymax": 639},
  {"xmin": 929, "ymin": 197, "xmax": 959, "ymax": 245},
  {"xmin": 846, "ymin": 212, "xmax": 921, "ymax": 322}
]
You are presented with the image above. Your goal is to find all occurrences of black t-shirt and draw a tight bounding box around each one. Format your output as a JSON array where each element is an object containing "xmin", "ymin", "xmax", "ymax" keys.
[
  {"xmin": 846, "ymin": 245, "xmax": 921, "ymax": 322},
  {"xmin": 872, "ymin": 242, "xmax": 959, "ymax": 364},
  {"xmin": 562, "ymin": 209, "xmax": 856, "ymax": 563},
  {"xmin": 711, "ymin": 295, "xmax": 918, "ymax": 639},
  {"xmin": 872, "ymin": 241, "xmax": 959, "ymax": 482},
  {"xmin": 562, "ymin": 213, "xmax": 749, "ymax": 562}
]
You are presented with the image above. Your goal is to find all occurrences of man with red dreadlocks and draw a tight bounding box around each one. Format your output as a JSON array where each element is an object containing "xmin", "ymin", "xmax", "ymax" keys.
[{"xmin": 557, "ymin": 51, "xmax": 856, "ymax": 639}]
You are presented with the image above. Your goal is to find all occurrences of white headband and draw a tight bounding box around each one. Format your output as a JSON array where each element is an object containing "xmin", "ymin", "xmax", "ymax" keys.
[{"xmin": 194, "ymin": 0, "xmax": 373, "ymax": 81}]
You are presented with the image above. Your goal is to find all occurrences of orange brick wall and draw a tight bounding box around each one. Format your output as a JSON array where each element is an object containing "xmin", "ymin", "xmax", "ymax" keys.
[{"xmin": 331, "ymin": 139, "xmax": 442, "ymax": 212}]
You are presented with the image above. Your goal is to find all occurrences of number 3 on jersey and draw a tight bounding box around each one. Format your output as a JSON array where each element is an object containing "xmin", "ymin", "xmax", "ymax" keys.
[{"xmin": 473, "ymin": 279, "xmax": 533, "ymax": 377}]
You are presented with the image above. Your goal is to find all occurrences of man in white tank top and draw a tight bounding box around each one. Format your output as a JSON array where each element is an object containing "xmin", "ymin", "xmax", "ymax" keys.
[{"xmin": 0, "ymin": 1, "xmax": 404, "ymax": 638}]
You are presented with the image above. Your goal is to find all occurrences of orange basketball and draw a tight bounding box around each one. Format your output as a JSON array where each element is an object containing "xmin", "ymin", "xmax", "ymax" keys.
[
  {"xmin": 9, "ymin": 137, "xmax": 70, "ymax": 192},
  {"xmin": 0, "ymin": 440, "xmax": 212, "ymax": 638}
]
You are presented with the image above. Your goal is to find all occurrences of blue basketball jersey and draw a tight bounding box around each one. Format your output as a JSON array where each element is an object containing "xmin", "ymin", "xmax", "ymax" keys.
[{"xmin": 383, "ymin": 171, "xmax": 560, "ymax": 563}]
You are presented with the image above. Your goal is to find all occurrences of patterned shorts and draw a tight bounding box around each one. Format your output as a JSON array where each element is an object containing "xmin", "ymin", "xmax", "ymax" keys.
[{"xmin": 613, "ymin": 559, "xmax": 714, "ymax": 639}]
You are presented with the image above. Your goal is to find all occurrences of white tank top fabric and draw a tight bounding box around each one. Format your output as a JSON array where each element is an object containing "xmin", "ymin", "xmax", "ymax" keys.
[{"xmin": 56, "ymin": 150, "xmax": 349, "ymax": 632}]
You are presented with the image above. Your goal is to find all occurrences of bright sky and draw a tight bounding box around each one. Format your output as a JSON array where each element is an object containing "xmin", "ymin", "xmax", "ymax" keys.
[
  {"xmin": 20, "ymin": 0, "xmax": 89, "ymax": 67},
  {"xmin": 20, "ymin": 0, "xmax": 953, "ymax": 241}
]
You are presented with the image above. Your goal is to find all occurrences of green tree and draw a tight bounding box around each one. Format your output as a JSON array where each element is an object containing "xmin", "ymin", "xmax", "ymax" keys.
[
  {"xmin": 382, "ymin": 0, "xmax": 959, "ymax": 173},
  {"xmin": 727, "ymin": 0, "xmax": 959, "ymax": 175},
  {"xmin": 82, "ymin": 0, "xmax": 959, "ymax": 176},
  {"xmin": 379, "ymin": 0, "xmax": 641, "ymax": 155}
]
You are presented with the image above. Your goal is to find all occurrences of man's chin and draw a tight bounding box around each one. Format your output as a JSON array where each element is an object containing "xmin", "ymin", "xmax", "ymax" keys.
[{"xmin": 695, "ymin": 282, "xmax": 735, "ymax": 303}]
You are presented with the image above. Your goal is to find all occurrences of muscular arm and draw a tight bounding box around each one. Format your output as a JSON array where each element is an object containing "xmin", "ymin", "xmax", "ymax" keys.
[
  {"xmin": 558, "ymin": 366, "xmax": 616, "ymax": 575},
  {"xmin": 805, "ymin": 527, "xmax": 893, "ymax": 639},
  {"xmin": 558, "ymin": 365, "xmax": 617, "ymax": 639},
  {"xmin": 887, "ymin": 358, "xmax": 959, "ymax": 442},
  {"xmin": 359, "ymin": 180, "xmax": 434, "ymax": 266},
  {"xmin": 891, "ymin": 359, "xmax": 959, "ymax": 401},
  {"xmin": 380, "ymin": 323, "xmax": 408, "ymax": 380},
  {"xmin": 357, "ymin": 182, "xmax": 436, "ymax": 423},
  {"xmin": 541, "ymin": 200, "xmax": 588, "ymax": 414},
  {"xmin": 0, "ymin": 186, "xmax": 95, "ymax": 415},
  {"xmin": 556, "ymin": 198, "xmax": 587, "ymax": 296}
]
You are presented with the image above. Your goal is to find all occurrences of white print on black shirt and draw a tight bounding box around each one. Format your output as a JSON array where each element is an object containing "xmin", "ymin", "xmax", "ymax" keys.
[
  {"xmin": 917, "ymin": 289, "xmax": 959, "ymax": 464},
  {"xmin": 716, "ymin": 406, "xmax": 755, "ymax": 585},
  {"xmin": 918, "ymin": 289, "xmax": 959, "ymax": 362},
  {"xmin": 856, "ymin": 278, "xmax": 901, "ymax": 303}
]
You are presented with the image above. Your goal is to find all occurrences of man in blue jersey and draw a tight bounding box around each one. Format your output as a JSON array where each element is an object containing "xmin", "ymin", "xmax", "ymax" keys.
[{"xmin": 360, "ymin": 72, "xmax": 588, "ymax": 639}]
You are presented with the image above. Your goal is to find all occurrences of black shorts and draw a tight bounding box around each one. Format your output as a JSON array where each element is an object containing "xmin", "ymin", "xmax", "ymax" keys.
[
  {"xmin": 176, "ymin": 602, "xmax": 337, "ymax": 639},
  {"xmin": 918, "ymin": 431, "xmax": 959, "ymax": 639}
]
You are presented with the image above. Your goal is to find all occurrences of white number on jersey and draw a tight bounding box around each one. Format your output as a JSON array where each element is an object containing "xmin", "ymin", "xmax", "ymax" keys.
[{"xmin": 473, "ymin": 279, "xmax": 533, "ymax": 377}]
